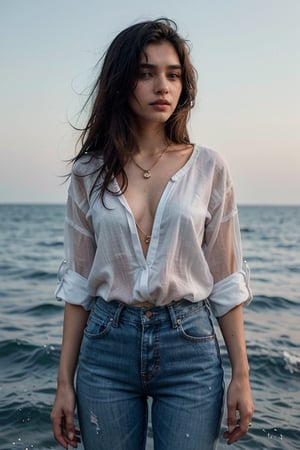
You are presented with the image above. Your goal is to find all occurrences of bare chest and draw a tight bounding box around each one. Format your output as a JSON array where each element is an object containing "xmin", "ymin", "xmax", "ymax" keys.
[{"xmin": 119, "ymin": 146, "xmax": 193, "ymax": 223}]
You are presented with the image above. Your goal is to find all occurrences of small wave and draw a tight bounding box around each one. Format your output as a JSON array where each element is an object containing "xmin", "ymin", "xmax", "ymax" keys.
[
  {"xmin": 241, "ymin": 227, "xmax": 255, "ymax": 233},
  {"xmin": 37, "ymin": 240, "xmax": 63, "ymax": 247},
  {"xmin": 25, "ymin": 303, "xmax": 62, "ymax": 316},
  {"xmin": 0, "ymin": 340, "xmax": 60, "ymax": 382},
  {"xmin": 9, "ymin": 269, "xmax": 55, "ymax": 281},
  {"xmin": 287, "ymin": 266, "xmax": 300, "ymax": 274},
  {"xmin": 23, "ymin": 269, "xmax": 53, "ymax": 280},
  {"xmin": 0, "ymin": 401, "xmax": 56, "ymax": 450},
  {"xmin": 249, "ymin": 357, "xmax": 280, "ymax": 381},
  {"xmin": 250, "ymin": 295, "xmax": 298, "ymax": 310},
  {"xmin": 1, "ymin": 267, "xmax": 54, "ymax": 281}
]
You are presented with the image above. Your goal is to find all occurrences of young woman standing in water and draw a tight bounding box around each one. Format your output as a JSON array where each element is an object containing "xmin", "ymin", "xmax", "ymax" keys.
[{"xmin": 51, "ymin": 18, "xmax": 254, "ymax": 450}]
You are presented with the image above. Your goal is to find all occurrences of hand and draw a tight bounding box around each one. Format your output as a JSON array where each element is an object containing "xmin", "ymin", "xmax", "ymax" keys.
[
  {"xmin": 50, "ymin": 384, "xmax": 81, "ymax": 449},
  {"xmin": 223, "ymin": 376, "xmax": 254, "ymax": 445}
]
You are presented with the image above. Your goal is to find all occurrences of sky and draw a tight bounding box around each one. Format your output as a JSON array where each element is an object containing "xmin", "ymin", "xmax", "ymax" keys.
[{"xmin": 0, "ymin": 0, "xmax": 299, "ymax": 205}]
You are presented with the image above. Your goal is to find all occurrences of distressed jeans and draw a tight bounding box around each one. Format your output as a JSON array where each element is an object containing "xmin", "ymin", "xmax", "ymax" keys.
[{"xmin": 76, "ymin": 297, "xmax": 224, "ymax": 450}]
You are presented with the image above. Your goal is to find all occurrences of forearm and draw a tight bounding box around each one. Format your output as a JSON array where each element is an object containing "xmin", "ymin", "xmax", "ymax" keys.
[
  {"xmin": 57, "ymin": 303, "xmax": 90, "ymax": 386},
  {"xmin": 217, "ymin": 304, "xmax": 254, "ymax": 444},
  {"xmin": 217, "ymin": 304, "xmax": 249, "ymax": 379}
]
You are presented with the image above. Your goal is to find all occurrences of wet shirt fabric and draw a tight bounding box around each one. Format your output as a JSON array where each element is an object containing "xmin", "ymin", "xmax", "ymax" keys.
[{"xmin": 55, "ymin": 145, "xmax": 252, "ymax": 317}]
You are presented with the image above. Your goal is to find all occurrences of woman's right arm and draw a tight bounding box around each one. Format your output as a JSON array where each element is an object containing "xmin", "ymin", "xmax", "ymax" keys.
[{"xmin": 51, "ymin": 303, "xmax": 90, "ymax": 449}]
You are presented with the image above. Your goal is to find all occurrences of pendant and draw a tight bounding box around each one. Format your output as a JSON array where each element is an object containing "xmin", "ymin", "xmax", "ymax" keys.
[
  {"xmin": 143, "ymin": 170, "xmax": 151, "ymax": 179},
  {"xmin": 144, "ymin": 235, "xmax": 151, "ymax": 244}
]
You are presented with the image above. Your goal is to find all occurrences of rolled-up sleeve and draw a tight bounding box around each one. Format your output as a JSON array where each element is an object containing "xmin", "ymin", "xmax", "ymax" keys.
[
  {"xmin": 208, "ymin": 261, "xmax": 252, "ymax": 317},
  {"xmin": 55, "ymin": 166, "xmax": 97, "ymax": 310},
  {"xmin": 205, "ymin": 163, "xmax": 252, "ymax": 317},
  {"xmin": 55, "ymin": 261, "xmax": 95, "ymax": 310}
]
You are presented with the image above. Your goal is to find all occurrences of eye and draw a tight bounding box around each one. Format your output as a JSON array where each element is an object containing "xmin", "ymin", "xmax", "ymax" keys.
[
  {"xmin": 138, "ymin": 71, "xmax": 153, "ymax": 79},
  {"xmin": 168, "ymin": 72, "xmax": 182, "ymax": 80}
]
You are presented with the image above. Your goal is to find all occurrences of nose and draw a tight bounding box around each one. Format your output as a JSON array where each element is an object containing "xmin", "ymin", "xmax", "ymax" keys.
[{"xmin": 154, "ymin": 75, "xmax": 169, "ymax": 94}]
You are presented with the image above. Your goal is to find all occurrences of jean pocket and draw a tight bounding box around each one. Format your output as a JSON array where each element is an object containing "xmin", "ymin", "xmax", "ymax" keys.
[
  {"xmin": 84, "ymin": 314, "xmax": 113, "ymax": 339},
  {"xmin": 177, "ymin": 307, "xmax": 216, "ymax": 343}
]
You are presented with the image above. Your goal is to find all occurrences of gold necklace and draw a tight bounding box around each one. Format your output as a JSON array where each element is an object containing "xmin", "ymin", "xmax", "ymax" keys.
[
  {"xmin": 131, "ymin": 145, "xmax": 168, "ymax": 179},
  {"xmin": 136, "ymin": 223, "xmax": 151, "ymax": 244}
]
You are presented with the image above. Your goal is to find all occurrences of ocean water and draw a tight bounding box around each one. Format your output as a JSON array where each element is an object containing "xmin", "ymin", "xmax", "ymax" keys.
[{"xmin": 0, "ymin": 204, "xmax": 299, "ymax": 450}]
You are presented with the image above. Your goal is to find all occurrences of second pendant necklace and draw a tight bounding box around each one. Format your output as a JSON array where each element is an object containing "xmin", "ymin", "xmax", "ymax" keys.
[{"xmin": 131, "ymin": 145, "xmax": 168, "ymax": 179}]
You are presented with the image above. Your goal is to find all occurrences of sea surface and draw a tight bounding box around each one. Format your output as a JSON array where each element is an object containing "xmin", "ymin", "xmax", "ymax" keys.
[{"xmin": 0, "ymin": 204, "xmax": 299, "ymax": 450}]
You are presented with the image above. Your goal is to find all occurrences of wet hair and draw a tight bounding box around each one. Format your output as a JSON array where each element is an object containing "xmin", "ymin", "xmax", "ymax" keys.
[{"xmin": 73, "ymin": 18, "xmax": 197, "ymax": 201}]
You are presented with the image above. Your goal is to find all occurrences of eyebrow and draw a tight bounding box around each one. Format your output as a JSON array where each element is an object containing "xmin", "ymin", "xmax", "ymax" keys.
[{"xmin": 139, "ymin": 63, "xmax": 182, "ymax": 70}]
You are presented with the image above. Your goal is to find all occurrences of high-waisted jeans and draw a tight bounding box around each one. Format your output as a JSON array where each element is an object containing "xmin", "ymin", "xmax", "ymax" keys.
[{"xmin": 76, "ymin": 297, "xmax": 224, "ymax": 450}]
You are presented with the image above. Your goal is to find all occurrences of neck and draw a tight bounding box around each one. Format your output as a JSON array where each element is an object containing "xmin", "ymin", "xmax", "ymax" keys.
[{"xmin": 133, "ymin": 124, "xmax": 168, "ymax": 157}]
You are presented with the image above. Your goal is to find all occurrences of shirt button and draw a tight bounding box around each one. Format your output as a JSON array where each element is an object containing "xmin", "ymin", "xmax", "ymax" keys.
[{"xmin": 145, "ymin": 310, "xmax": 153, "ymax": 318}]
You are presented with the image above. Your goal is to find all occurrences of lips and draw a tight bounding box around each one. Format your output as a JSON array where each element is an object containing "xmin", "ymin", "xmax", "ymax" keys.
[{"xmin": 150, "ymin": 99, "xmax": 170, "ymax": 106}]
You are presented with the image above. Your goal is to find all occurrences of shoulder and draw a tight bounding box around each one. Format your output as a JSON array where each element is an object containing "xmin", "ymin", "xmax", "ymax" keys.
[
  {"xmin": 194, "ymin": 144, "xmax": 228, "ymax": 168},
  {"xmin": 193, "ymin": 144, "xmax": 231, "ymax": 179},
  {"xmin": 72, "ymin": 154, "xmax": 103, "ymax": 177},
  {"xmin": 194, "ymin": 145, "xmax": 236, "ymax": 211},
  {"xmin": 68, "ymin": 154, "xmax": 103, "ymax": 203}
]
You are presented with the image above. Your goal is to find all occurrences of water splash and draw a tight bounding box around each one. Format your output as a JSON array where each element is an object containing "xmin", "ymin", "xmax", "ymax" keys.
[{"xmin": 283, "ymin": 350, "xmax": 300, "ymax": 374}]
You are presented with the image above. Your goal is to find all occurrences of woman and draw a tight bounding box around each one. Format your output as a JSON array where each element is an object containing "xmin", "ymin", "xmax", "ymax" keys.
[{"xmin": 51, "ymin": 18, "xmax": 254, "ymax": 450}]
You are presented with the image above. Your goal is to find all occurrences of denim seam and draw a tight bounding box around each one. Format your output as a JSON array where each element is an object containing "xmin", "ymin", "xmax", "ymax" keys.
[{"xmin": 177, "ymin": 326, "xmax": 217, "ymax": 343}]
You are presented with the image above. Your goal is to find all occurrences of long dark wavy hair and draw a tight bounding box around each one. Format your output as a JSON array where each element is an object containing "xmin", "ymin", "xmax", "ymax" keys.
[{"xmin": 73, "ymin": 18, "xmax": 197, "ymax": 201}]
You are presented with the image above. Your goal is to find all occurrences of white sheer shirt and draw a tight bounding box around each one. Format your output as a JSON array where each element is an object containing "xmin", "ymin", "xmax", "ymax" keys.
[{"xmin": 55, "ymin": 145, "xmax": 252, "ymax": 317}]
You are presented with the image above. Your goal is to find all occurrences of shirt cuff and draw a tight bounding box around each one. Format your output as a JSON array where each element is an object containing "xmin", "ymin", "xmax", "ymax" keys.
[
  {"xmin": 55, "ymin": 262, "xmax": 95, "ymax": 311},
  {"xmin": 208, "ymin": 267, "xmax": 252, "ymax": 317}
]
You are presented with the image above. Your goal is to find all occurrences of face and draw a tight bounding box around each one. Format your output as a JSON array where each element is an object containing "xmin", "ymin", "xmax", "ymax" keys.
[{"xmin": 129, "ymin": 41, "xmax": 183, "ymax": 128}]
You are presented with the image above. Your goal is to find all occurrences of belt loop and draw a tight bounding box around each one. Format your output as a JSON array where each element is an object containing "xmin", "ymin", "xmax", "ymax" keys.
[
  {"xmin": 112, "ymin": 303, "xmax": 125, "ymax": 327},
  {"xmin": 167, "ymin": 303, "xmax": 179, "ymax": 328}
]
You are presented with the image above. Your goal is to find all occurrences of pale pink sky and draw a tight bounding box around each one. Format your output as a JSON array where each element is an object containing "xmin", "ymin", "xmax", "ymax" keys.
[{"xmin": 1, "ymin": 0, "xmax": 299, "ymax": 204}]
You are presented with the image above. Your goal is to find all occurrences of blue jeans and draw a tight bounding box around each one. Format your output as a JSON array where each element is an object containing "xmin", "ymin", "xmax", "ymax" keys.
[{"xmin": 76, "ymin": 297, "xmax": 224, "ymax": 450}]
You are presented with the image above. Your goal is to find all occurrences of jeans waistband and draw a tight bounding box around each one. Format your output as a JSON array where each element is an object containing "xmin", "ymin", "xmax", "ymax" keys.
[{"xmin": 93, "ymin": 297, "xmax": 208, "ymax": 328}]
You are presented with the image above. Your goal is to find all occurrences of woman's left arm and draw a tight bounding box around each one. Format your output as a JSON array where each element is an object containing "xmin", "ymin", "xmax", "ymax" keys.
[{"xmin": 217, "ymin": 304, "xmax": 254, "ymax": 445}]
